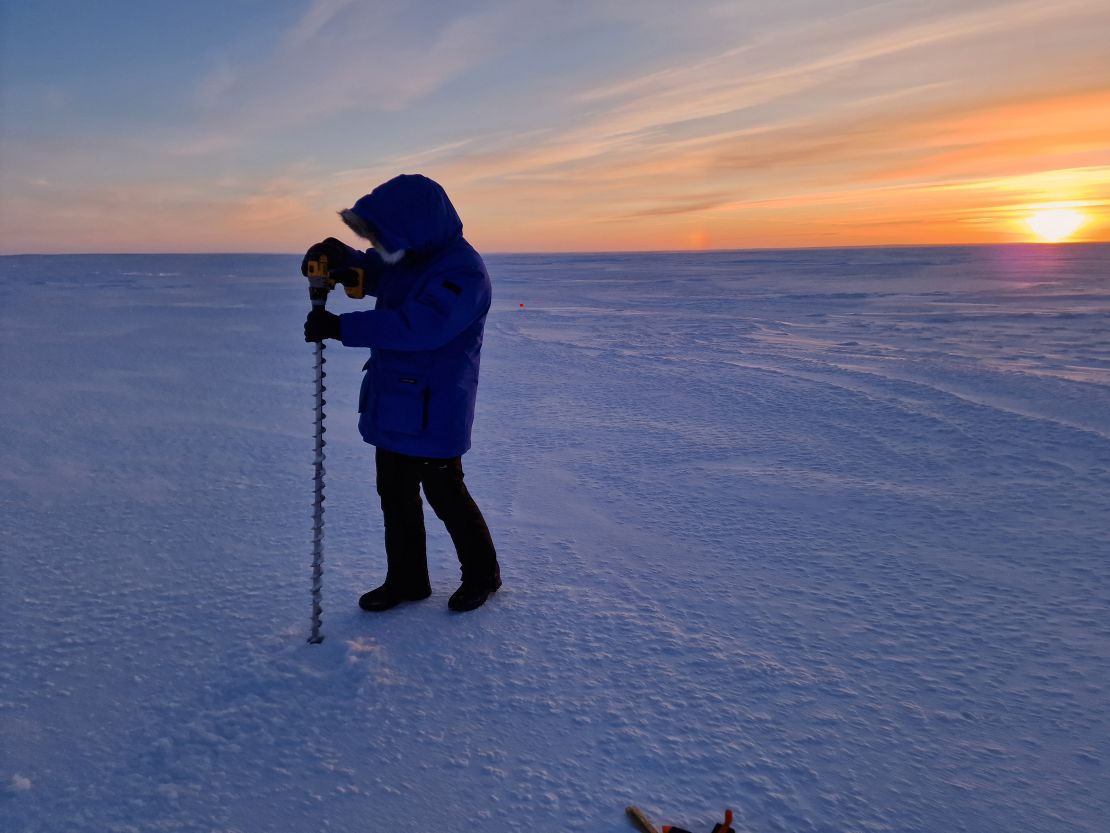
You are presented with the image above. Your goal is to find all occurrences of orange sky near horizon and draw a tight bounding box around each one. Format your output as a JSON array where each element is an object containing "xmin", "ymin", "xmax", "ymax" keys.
[
  {"xmin": 1, "ymin": 1, "xmax": 1108, "ymax": 254},
  {"xmin": 456, "ymin": 87, "xmax": 1110, "ymax": 252}
]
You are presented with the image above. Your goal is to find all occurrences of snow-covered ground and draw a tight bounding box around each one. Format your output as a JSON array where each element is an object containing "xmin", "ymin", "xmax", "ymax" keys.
[{"xmin": 2, "ymin": 246, "xmax": 1108, "ymax": 833}]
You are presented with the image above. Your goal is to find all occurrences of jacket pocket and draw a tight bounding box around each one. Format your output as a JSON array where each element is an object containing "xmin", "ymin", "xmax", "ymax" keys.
[{"xmin": 377, "ymin": 373, "xmax": 429, "ymax": 435}]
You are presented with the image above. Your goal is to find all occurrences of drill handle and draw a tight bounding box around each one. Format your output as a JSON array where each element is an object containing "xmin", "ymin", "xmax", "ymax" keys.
[{"xmin": 335, "ymin": 267, "xmax": 366, "ymax": 299}]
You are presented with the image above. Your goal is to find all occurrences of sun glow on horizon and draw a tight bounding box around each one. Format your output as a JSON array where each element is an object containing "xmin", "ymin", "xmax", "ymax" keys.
[{"xmin": 1025, "ymin": 207, "xmax": 1088, "ymax": 242}]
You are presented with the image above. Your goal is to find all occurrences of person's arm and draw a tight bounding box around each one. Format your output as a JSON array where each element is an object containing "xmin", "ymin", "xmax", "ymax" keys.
[{"xmin": 339, "ymin": 268, "xmax": 488, "ymax": 351}]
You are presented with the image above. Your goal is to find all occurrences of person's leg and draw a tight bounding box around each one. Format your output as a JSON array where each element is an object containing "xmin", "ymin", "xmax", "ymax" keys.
[
  {"xmin": 360, "ymin": 448, "xmax": 432, "ymax": 611},
  {"xmin": 420, "ymin": 457, "xmax": 500, "ymax": 609}
]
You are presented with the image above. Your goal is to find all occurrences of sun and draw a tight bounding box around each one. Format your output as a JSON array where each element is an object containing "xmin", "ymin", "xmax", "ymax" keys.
[{"xmin": 1025, "ymin": 208, "xmax": 1087, "ymax": 243}]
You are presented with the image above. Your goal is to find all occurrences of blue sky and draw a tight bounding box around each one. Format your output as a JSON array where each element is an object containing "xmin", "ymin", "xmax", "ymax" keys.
[{"xmin": 2, "ymin": 0, "xmax": 1108, "ymax": 252}]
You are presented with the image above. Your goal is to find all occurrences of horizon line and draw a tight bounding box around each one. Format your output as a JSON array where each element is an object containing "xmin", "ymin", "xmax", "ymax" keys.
[{"xmin": 2, "ymin": 240, "xmax": 1109, "ymax": 259}]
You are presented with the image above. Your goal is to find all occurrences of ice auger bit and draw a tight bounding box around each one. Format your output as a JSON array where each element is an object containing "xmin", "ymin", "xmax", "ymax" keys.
[
  {"xmin": 626, "ymin": 806, "xmax": 735, "ymax": 833},
  {"xmin": 303, "ymin": 254, "xmax": 365, "ymax": 644}
]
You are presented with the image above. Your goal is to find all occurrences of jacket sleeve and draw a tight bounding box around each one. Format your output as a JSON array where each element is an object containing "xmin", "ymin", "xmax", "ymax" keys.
[
  {"xmin": 338, "ymin": 268, "xmax": 489, "ymax": 351},
  {"xmin": 343, "ymin": 246, "xmax": 385, "ymax": 298}
]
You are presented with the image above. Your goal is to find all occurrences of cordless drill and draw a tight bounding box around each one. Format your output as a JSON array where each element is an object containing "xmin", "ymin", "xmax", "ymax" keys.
[{"xmin": 304, "ymin": 255, "xmax": 366, "ymax": 303}]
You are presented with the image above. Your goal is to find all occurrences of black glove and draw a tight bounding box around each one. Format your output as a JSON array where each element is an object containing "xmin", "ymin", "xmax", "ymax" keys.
[
  {"xmin": 301, "ymin": 237, "xmax": 349, "ymax": 277},
  {"xmin": 304, "ymin": 308, "xmax": 342, "ymax": 342}
]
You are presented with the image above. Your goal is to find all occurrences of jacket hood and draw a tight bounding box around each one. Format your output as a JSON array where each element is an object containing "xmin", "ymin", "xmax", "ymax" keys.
[{"xmin": 345, "ymin": 174, "xmax": 463, "ymax": 254}]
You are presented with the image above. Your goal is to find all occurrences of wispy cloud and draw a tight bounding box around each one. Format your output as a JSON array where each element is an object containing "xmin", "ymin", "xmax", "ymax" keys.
[
  {"xmin": 181, "ymin": 0, "xmax": 592, "ymax": 153},
  {"xmin": 284, "ymin": 0, "xmax": 360, "ymax": 49}
]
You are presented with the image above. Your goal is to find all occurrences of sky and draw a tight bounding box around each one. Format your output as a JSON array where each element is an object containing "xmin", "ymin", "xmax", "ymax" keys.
[{"xmin": 1, "ymin": 0, "xmax": 1108, "ymax": 254}]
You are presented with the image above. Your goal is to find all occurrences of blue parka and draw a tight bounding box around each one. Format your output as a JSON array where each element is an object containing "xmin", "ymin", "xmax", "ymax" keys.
[{"xmin": 335, "ymin": 175, "xmax": 491, "ymax": 458}]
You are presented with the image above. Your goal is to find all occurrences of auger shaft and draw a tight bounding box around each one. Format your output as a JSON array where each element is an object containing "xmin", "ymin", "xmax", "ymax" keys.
[{"xmin": 309, "ymin": 335, "xmax": 326, "ymax": 644}]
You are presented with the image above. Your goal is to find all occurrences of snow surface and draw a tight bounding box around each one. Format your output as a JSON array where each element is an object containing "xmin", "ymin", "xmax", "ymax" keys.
[{"xmin": 1, "ymin": 246, "xmax": 1108, "ymax": 833}]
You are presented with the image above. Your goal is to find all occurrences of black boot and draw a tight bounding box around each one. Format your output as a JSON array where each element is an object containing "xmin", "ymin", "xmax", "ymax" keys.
[
  {"xmin": 359, "ymin": 582, "xmax": 432, "ymax": 612},
  {"xmin": 448, "ymin": 568, "xmax": 502, "ymax": 612}
]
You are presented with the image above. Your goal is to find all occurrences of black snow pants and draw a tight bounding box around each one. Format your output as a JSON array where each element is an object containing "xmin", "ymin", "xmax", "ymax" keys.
[{"xmin": 375, "ymin": 447, "xmax": 499, "ymax": 591}]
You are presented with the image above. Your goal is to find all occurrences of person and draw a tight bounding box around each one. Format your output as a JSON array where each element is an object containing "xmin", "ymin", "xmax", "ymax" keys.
[{"xmin": 301, "ymin": 174, "xmax": 500, "ymax": 613}]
